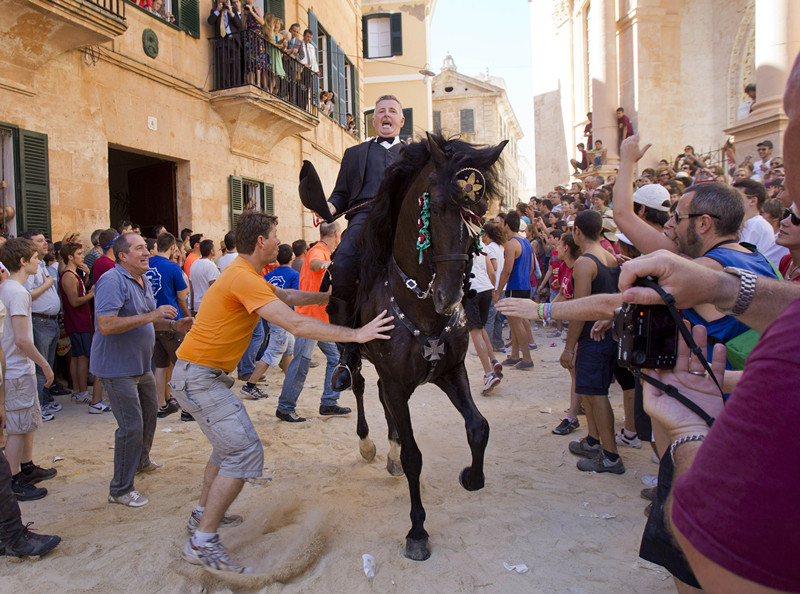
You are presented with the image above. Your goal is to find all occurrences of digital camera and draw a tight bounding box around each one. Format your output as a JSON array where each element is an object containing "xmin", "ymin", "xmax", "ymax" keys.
[{"xmin": 612, "ymin": 302, "xmax": 679, "ymax": 369}]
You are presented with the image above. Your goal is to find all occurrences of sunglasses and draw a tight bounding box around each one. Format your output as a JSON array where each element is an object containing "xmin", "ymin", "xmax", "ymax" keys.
[
  {"xmin": 783, "ymin": 208, "xmax": 800, "ymax": 226},
  {"xmin": 672, "ymin": 209, "xmax": 721, "ymax": 223}
]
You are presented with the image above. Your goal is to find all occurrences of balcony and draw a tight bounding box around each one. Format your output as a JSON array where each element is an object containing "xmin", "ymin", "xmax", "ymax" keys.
[
  {"xmin": 209, "ymin": 31, "xmax": 320, "ymax": 163},
  {"xmin": 0, "ymin": 0, "xmax": 127, "ymax": 93}
]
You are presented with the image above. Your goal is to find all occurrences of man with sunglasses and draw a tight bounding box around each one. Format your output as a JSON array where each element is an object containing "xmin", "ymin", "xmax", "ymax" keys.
[
  {"xmin": 733, "ymin": 178, "xmax": 786, "ymax": 265},
  {"xmin": 751, "ymin": 139, "xmax": 774, "ymax": 183}
]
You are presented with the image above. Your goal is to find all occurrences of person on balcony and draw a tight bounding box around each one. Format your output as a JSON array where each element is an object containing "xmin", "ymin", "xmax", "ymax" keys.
[
  {"xmin": 208, "ymin": 0, "xmax": 243, "ymax": 88},
  {"xmin": 241, "ymin": 0, "xmax": 266, "ymax": 88}
]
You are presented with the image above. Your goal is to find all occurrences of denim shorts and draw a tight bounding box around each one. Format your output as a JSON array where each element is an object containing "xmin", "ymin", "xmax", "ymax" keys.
[
  {"xmin": 170, "ymin": 360, "xmax": 264, "ymax": 479},
  {"xmin": 260, "ymin": 324, "xmax": 294, "ymax": 367},
  {"xmin": 575, "ymin": 337, "xmax": 617, "ymax": 396}
]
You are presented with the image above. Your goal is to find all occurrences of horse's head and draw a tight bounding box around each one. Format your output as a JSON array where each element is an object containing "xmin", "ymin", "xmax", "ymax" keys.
[{"xmin": 422, "ymin": 133, "xmax": 507, "ymax": 314}]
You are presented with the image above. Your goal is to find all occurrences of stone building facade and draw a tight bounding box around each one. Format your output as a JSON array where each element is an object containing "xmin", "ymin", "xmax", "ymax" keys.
[
  {"xmin": 431, "ymin": 55, "xmax": 523, "ymax": 212},
  {"xmin": 532, "ymin": 0, "xmax": 800, "ymax": 195},
  {"xmin": 0, "ymin": 0, "xmax": 365, "ymax": 243}
]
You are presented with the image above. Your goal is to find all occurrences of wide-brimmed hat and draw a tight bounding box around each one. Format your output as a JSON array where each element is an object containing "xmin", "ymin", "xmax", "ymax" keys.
[{"xmin": 601, "ymin": 217, "xmax": 618, "ymax": 243}]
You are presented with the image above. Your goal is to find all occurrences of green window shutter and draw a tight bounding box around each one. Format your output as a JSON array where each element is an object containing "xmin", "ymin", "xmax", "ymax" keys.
[
  {"xmin": 390, "ymin": 13, "xmax": 402, "ymax": 56},
  {"xmin": 17, "ymin": 129, "xmax": 51, "ymax": 238},
  {"xmin": 328, "ymin": 37, "xmax": 339, "ymax": 119},
  {"xmin": 308, "ymin": 10, "xmax": 318, "ymax": 41},
  {"xmin": 179, "ymin": 0, "xmax": 200, "ymax": 38},
  {"xmin": 264, "ymin": 183, "xmax": 274, "ymax": 215},
  {"xmin": 352, "ymin": 67, "xmax": 360, "ymax": 133},
  {"xmin": 362, "ymin": 15, "xmax": 369, "ymax": 58},
  {"xmin": 400, "ymin": 107, "xmax": 413, "ymax": 140},
  {"xmin": 266, "ymin": 0, "xmax": 284, "ymax": 22},
  {"xmin": 337, "ymin": 46, "xmax": 347, "ymax": 127},
  {"xmin": 229, "ymin": 175, "xmax": 243, "ymax": 229}
]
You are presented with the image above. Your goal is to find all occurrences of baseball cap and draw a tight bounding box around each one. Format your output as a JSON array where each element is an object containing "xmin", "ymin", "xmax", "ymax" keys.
[
  {"xmin": 616, "ymin": 232, "xmax": 634, "ymax": 247},
  {"xmin": 757, "ymin": 140, "xmax": 774, "ymax": 149},
  {"xmin": 633, "ymin": 183, "xmax": 671, "ymax": 211}
]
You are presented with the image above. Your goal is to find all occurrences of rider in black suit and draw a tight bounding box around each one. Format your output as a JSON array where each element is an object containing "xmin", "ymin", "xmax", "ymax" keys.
[{"xmin": 327, "ymin": 95, "xmax": 406, "ymax": 391}]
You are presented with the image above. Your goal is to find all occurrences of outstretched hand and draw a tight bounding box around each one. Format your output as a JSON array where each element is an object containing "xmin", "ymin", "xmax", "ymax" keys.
[
  {"xmin": 355, "ymin": 310, "xmax": 395, "ymax": 343},
  {"xmin": 495, "ymin": 297, "xmax": 537, "ymax": 319},
  {"xmin": 620, "ymin": 135, "xmax": 652, "ymax": 164},
  {"xmin": 642, "ymin": 323, "xmax": 727, "ymax": 443}
]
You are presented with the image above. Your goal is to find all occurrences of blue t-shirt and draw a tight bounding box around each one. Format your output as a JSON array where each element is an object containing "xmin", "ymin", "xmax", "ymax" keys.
[
  {"xmin": 265, "ymin": 265, "xmax": 299, "ymax": 290},
  {"xmin": 90, "ymin": 266, "xmax": 157, "ymax": 378},
  {"xmin": 145, "ymin": 255, "xmax": 188, "ymax": 320}
]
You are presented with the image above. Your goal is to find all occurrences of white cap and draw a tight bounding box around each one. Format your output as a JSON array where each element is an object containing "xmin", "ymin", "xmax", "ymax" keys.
[
  {"xmin": 633, "ymin": 184, "xmax": 671, "ymax": 212},
  {"xmin": 616, "ymin": 232, "xmax": 635, "ymax": 246}
]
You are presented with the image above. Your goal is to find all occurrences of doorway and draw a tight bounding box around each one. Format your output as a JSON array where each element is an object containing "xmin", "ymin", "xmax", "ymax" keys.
[{"xmin": 108, "ymin": 147, "xmax": 178, "ymax": 237}]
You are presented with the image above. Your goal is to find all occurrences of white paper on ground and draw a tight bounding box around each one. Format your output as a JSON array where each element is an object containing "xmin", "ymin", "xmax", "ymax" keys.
[
  {"xmin": 362, "ymin": 554, "xmax": 376, "ymax": 577},
  {"xmin": 503, "ymin": 562, "xmax": 529, "ymax": 573}
]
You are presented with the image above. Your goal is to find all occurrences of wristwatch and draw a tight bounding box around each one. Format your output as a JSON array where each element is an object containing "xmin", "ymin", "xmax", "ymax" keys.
[{"xmin": 716, "ymin": 266, "xmax": 757, "ymax": 316}]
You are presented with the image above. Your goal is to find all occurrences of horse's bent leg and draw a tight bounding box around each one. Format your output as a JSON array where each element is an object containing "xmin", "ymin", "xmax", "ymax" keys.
[
  {"xmin": 383, "ymin": 392, "xmax": 429, "ymax": 560},
  {"xmin": 354, "ymin": 369, "xmax": 375, "ymax": 461},
  {"xmin": 433, "ymin": 365, "xmax": 489, "ymax": 492},
  {"xmin": 379, "ymin": 379, "xmax": 403, "ymax": 476}
]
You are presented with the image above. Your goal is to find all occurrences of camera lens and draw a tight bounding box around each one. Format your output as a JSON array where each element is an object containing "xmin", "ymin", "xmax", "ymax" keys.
[{"xmin": 632, "ymin": 350, "xmax": 647, "ymax": 366}]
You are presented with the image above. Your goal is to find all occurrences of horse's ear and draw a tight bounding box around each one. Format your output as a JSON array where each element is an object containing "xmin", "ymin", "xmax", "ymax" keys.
[
  {"xmin": 488, "ymin": 140, "xmax": 509, "ymax": 166},
  {"xmin": 427, "ymin": 132, "xmax": 445, "ymax": 166}
]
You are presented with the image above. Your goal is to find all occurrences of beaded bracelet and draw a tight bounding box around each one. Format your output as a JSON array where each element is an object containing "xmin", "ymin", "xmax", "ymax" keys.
[{"xmin": 537, "ymin": 303, "xmax": 545, "ymax": 321}]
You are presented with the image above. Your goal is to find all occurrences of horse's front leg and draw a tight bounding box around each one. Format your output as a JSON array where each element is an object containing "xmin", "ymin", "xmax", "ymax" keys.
[
  {"xmin": 378, "ymin": 379, "xmax": 403, "ymax": 476},
  {"xmin": 382, "ymin": 388, "xmax": 429, "ymax": 560},
  {"xmin": 353, "ymin": 367, "xmax": 376, "ymax": 461},
  {"xmin": 433, "ymin": 364, "xmax": 489, "ymax": 491}
]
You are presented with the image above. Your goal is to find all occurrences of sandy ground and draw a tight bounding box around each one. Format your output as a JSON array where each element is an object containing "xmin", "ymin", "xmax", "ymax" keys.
[{"xmin": 2, "ymin": 322, "xmax": 675, "ymax": 592}]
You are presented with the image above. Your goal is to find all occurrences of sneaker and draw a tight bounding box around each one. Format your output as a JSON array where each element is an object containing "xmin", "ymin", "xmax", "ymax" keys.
[
  {"xmin": 42, "ymin": 402, "xmax": 62, "ymax": 414},
  {"xmin": 71, "ymin": 391, "xmax": 91, "ymax": 404},
  {"xmin": 528, "ymin": 343, "xmax": 538, "ymax": 350},
  {"xmin": 20, "ymin": 464, "xmax": 57, "ymax": 484},
  {"xmin": 89, "ymin": 400, "xmax": 112, "ymax": 414},
  {"xmin": 615, "ymin": 429, "xmax": 642, "ymax": 449},
  {"xmin": 41, "ymin": 411, "xmax": 54, "ymax": 422},
  {"xmin": 482, "ymin": 372, "xmax": 501, "ymax": 393},
  {"xmin": 49, "ymin": 385, "xmax": 72, "ymax": 396},
  {"xmin": 186, "ymin": 509, "xmax": 244, "ymax": 534},
  {"xmin": 514, "ymin": 360, "xmax": 534, "ymax": 370},
  {"xmin": 2, "ymin": 523, "xmax": 61, "ymax": 557},
  {"xmin": 641, "ymin": 475, "xmax": 658, "ymax": 488},
  {"xmin": 501, "ymin": 357, "xmax": 521, "ymax": 366},
  {"xmin": 491, "ymin": 360, "xmax": 503, "ymax": 378},
  {"xmin": 157, "ymin": 398, "xmax": 180, "ymax": 418},
  {"xmin": 181, "ymin": 535, "xmax": 251, "ymax": 573},
  {"xmin": 577, "ymin": 452, "xmax": 626, "ymax": 474},
  {"xmin": 240, "ymin": 384, "xmax": 269, "ymax": 400},
  {"xmin": 108, "ymin": 490, "xmax": 149, "ymax": 507},
  {"xmin": 11, "ymin": 477, "xmax": 48, "ymax": 501},
  {"xmin": 640, "ymin": 487, "xmax": 656, "ymax": 501},
  {"xmin": 568, "ymin": 437, "xmax": 602, "ymax": 459},
  {"xmin": 180, "ymin": 410, "xmax": 196, "ymax": 422},
  {"xmin": 552, "ymin": 418, "xmax": 579, "ymax": 435},
  {"xmin": 236, "ymin": 373, "xmax": 251, "ymax": 382},
  {"xmin": 137, "ymin": 460, "xmax": 164, "ymax": 474},
  {"xmin": 319, "ymin": 405, "xmax": 351, "ymax": 416},
  {"xmin": 276, "ymin": 410, "xmax": 306, "ymax": 423}
]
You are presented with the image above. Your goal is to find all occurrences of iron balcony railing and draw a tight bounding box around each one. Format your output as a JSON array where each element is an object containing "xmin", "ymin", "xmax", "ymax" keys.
[{"xmin": 211, "ymin": 30, "xmax": 318, "ymax": 117}]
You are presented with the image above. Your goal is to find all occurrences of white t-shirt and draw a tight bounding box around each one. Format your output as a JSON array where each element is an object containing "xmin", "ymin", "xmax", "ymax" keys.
[
  {"xmin": 469, "ymin": 251, "xmax": 494, "ymax": 293},
  {"xmin": 763, "ymin": 233, "xmax": 789, "ymax": 268},
  {"xmin": 0, "ymin": 280, "xmax": 35, "ymax": 379},
  {"xmin": 483, "ymin": 242, "xmax": 506, "ymax": 291},
  {"xmin": 23, "ymin": 260, "xmax": 61, "ymax": 315},
  {"xmin": 740, "ymin": 214, "xmax": 777, "ymax": 258},
  {"xmin": 217, "ymin": 251, "xmax": 238, "ymax": 272},
  {"xmin": 189, "ymin": 258, "xmax": 220, "ymax": 311}
]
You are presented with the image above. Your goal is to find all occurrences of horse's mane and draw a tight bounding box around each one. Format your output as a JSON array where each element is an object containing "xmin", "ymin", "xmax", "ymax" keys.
[{"xmin": 358, "ymin": 133, "xmax": 503, "ymax": 296}]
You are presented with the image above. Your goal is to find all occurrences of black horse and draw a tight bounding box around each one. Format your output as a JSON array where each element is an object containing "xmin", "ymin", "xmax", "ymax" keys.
[{"xmin": 352, "ymin": 132, "xmax": 507, "ymax": 561}]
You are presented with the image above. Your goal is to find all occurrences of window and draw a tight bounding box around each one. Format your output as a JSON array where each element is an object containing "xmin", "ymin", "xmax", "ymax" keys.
[
  {"xmin": 460, "ymin": 109, "xmax": 474, "ymax": 134},
  {"xmin": 229, "ymin": 176, "xmax": 274, "ymax": 228},
  {"xmin": 432, "ymin": 110, "xmax": 441, "ymax": 131},
  {"xmin": 317, "ymin": 30, "xmax": 329, "ymax": 93},
  {"xmin": 0, "ymin": 125, "xmax": 50, "ymax": 238},
  {"xmin": 362, "ymin": 13, "xmax": 402, "ymax": 58},
  {"xmin": 125, "ymin": 0, "xmax": 199, "ymax": 38}
]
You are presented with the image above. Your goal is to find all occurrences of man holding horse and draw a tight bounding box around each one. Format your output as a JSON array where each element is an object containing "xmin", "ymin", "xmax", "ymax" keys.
[
  {"xmin": 169, "ymin": 210, "xmax": 393, "ymax": 574},
  {"xmin": 325, "ymin": 95, "xmax": 406, "ymax": 391}
]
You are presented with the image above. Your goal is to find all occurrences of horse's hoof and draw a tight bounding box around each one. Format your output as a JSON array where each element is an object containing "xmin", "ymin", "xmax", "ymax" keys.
[
  {"xmin": 404, "ymin": 536, "xmax": 431, "ymax": 561},
  {"xmin": 459, "ymin": 467, "xmax": 485, "ymax": 491},
  {"xmin": 359, "ymin": 438, "xmax": 376, "ymax": 461},
  {"xmin": 386, "ymin": 459, "xmax": 404, "ymax": 476}
]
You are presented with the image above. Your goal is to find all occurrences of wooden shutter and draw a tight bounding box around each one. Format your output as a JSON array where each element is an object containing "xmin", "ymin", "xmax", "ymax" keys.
[
  {"xmin": 229, "ymin": 175, "xmax": 243, "ymax": 228},
  {"xmin": 352, "ymin": 66, "xmax": 360, "ymax": 134},
  {"xmin": 265, "ymin": 0, "xmax": 284, "ymax": 22},
  {"xmin": 362, "ymin": 15, "xmax": 369, "ymax": 58},
  {"xmin": 264, "ymin": 183, "xmax": 274, "ymax": 214},
  {"xmin": 460, "ymin": 109, "xmax": 474, "ymax": 133},
  {"xmin": 328, "ymin": 37, "xmax": 339, "ymax": 119},
  {"xmin": 400, "ymin": 108, "xmax": 413, "ymax": 140},
  {"xmin": 337, "ymin": 45, "xmax": 347, "ymax": 127},
  {"xmin": 390, "ymin": 13, "xmax": 402, "ymax": 56},
  {"xmin": 308, "ymin": 10, "xmax": 318, "ymax": 42},
  {"xmin": 17, "ymin": 129, "xmax": 51, "ymax": 238},
  {"xmin": 179, "ymin": 0, "xmax": 200, "ymax": 38}
]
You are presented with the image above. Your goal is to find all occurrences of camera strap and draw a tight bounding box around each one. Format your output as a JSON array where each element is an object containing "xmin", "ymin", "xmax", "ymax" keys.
[{"xmin": 633, "ymin": 279, "xmax": 724, "ymax": 428}]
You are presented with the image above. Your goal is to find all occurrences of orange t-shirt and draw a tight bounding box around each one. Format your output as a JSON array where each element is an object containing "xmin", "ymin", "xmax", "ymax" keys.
[
  {"xmin": 295, "ymin": 242, "xmax": 329, "ymax": 321},
  {"xmin": 184, "ymin": 252, "xmax": 199, "ymax": 276},
  {"xmin": 177, "ymin": 256, "xmax": 279, "ymax": 371}
]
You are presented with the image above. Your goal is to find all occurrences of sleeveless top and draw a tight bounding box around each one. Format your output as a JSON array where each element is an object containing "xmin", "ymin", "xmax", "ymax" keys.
[
  {"xmin": 59, "ymin": 269, "xmax": 92, "ymax": 334},
  {"xmin": 507, "ymin": 236, "xmax": 533, "ymax": 291},
  {"xmin": 578, "ymin": 252, "xmax": 620, "ymax": 342}
]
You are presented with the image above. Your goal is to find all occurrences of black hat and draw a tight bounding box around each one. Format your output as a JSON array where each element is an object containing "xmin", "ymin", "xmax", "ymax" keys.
[
  {"xmin": 757, "ymin": 140, "xmax": 774, "ymax": 149},
  {"xmin": 298, "ymin": 161, "xmax": 334, "ymax": 223}
]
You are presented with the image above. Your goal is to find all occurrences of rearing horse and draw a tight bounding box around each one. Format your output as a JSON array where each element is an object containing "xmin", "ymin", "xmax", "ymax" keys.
[{"xmin": 352, "ymin": 132, "xmax": 507, "ymax": 560}]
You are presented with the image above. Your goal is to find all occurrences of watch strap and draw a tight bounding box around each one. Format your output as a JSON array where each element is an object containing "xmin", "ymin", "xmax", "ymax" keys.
[{"xmin": 718, "ymin": 266, "xmax": 757, "ymax": 316}]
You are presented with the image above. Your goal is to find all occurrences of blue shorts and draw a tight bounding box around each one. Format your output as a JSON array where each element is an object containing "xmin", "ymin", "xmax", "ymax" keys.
[
  {"xmin": 68, "ymin": 332, "xmax": 92, "ymax": 358},
  {"xmin": 575, "ymin": 337, "xmax": 617, "ymax": 396}
]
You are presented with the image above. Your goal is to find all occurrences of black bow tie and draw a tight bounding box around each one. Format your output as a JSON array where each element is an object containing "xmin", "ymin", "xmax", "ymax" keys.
[{"xmin": 378, "ymin": 136, "xmax": 397, "ymax": 145}]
